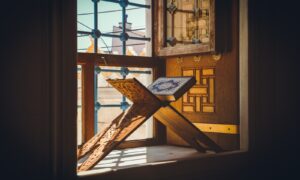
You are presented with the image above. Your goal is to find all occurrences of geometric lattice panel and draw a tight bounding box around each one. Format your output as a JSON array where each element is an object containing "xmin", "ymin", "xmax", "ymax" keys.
[{"xmin": 182, "ymin": 67, "xmax": 216, "ymax": 113}]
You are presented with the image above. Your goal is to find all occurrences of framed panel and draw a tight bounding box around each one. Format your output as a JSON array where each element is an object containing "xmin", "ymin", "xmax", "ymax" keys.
[{"xmin": 154, "ymin": 0, "xmax": 232, "ymax": 57}]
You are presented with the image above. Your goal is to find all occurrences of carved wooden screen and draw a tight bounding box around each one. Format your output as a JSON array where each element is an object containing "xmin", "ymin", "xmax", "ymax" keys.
[{"xmin": 182, "ymin": 67, "xmax": 216, "ymax": 113}]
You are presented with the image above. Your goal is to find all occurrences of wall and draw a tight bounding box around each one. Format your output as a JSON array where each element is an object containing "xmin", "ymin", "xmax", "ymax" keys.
[
  {"xmin": 0, "ymin": 0, "xmax": 77, "ymax": 179},
  {"xmin": 0, "ymin": 1, "xmax": 52, "ymax": 179},
  {"xmin": 164, "ymin": 0, "xmax": 239, "ymax": 151},
  {"xmin": 247, "ymin": 0, "xmax": 299, "ymax": 179}
]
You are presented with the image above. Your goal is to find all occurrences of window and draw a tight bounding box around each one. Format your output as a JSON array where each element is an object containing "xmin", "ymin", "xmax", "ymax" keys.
[
  {"xmin": 76, "ymin": 0, "xmax": 162, "ymax": 148},
  {"xmin": 75, "ymin": 0, "xmax": 249, "ymax": 177},
  {"xmin": 77, "ymin": 0, "xmax": 151, "ymax": 56}
]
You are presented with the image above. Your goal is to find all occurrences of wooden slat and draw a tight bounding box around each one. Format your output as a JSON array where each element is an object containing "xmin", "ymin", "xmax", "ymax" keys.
[
  {"xmin": 77, "ymin": 112, "xmax": 125, "ymax": 159},
  {"xmin": 194, "ymin": 123, "xmax": 239, "ymax": 134},
  {"xmin": 107, "ymin": 78, "xmax": 161, "ymax": 104},
  {"xmin": 77, "ymin": 54, "xmax": 165, "ymax": 145},
  {"xmin": 78, "ymin": 53, "xmax": 163, "ymax": 68},
  {"xmin": 78, "ymin": 78, "xmax": 224, "ymax": 172},
  {"xmin": 77, "ymin": 103, "xmax": 160, "ymax": 172},
  {"xmin": 82, "ymin": 63, "xmax": 95, "ymax": 141},
  {"xmin": 154, "ymin": 105, "xmax": 222, "ymax": 152}
]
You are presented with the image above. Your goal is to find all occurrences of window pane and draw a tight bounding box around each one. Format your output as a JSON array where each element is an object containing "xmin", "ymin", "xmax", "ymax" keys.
[
  {"xmin": 77, "ymin": 0, "xmax": 151, "ymax": 56},
  {"xmin": 166, "ymin": 0, "xmax": 210, "ymax": 47},
  {"xmin": 77, "ymin": 0, "xmax": 153, "ymax": 144},
  {"xmin": 77, "ymin": 0, "xmax": 93, "ymax": 52},
  {"xmin": 77, "ymin": 65, "xmax": 82, "ymax": 145}
]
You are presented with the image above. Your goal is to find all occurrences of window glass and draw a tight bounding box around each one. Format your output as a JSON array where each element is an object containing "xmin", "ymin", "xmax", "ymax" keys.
[
  {"xmin": 77, "ymin": 65, "xmax": 82, "ymax": 145},
  {"xmin": 166, "ymin": 0, "xmax": 211, "ymax": 47},
  {"xmin": 77, "ymin": 0, "xmax": 153, "ymax": 143},
  {"xmin": 77, "ymin": 0, "xmax": 151, "ymax": 56}
]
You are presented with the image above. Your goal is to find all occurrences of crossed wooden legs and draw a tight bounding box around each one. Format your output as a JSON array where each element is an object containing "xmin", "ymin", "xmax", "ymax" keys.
[
  {"xmin": 77, "ymin": 103, "xmax": 161, "ymax": 172},
  {"xmin": 77, "ymin": 79, "xmax": 222, "ymax": 172},
  {"xmin": 154, "ymin": 105, "xmax": 222, "ymax": 152}
]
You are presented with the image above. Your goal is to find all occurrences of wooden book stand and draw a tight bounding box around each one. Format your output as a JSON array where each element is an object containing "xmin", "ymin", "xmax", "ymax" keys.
[{"xmin": 77, "ymin": 78, "xmax": 222, "ymax": 172}]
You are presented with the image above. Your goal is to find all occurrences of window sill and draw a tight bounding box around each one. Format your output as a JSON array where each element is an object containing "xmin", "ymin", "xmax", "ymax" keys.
[{"xmin": 77, "ymin": 145, "xmax": 248, "ymax": 179}]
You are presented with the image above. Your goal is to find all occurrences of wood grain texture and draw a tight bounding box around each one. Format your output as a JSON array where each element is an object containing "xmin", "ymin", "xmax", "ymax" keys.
[
  {"xmin": 81, "ymin": 63, "xmax": 95, "ymax": 141},
  {"xmin": 77, "ymin": 54, "xmax": 165, "ymax": 145},
  {"xmin": 78, "ymin": 78, "xmax": 224, "ymax": 171},
  {"xmin": 78, "ymin": 103, "xmax": 160, "ymax": 172},
  {"xmin": 154, "ymin": 105, "xmax": 222, "ymax": 152},
  {"xmin": 107, "ymin": 79, "xmax": 161, "ymax": 104},
  {"xmin": 77, "ymin": 112, "xmax": 125, "ymax": 159},
  {"xmin": 77, "ymin": 53, "xmax": 163, "ymax": 68},
  {"xmin": 77, "ymin": 79, "xmax": 161, "ymax": 172}
]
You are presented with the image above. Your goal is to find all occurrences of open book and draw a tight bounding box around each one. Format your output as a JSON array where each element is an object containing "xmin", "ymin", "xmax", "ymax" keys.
[{"xmin": 148, "ymin": 76, "xmax": 196, "ymax": 102}]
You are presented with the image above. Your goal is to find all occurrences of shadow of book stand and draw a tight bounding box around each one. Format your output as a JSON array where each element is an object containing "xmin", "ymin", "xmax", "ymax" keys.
[{"xmin": 77, "ymin": 77, "xmax": 223, "ymax": 172}]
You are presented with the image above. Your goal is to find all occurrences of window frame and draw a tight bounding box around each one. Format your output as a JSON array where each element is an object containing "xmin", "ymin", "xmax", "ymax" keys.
[
  {"xmin": 50, "ymin": 0, "xmax": 249, "ymax": 178},
  {"xmin": 76, "ymin": 0, "xmax": 166, "ymax": 148},
  {"xmin": 77, "ymin": 53, "xmax": 166, "ymax": 148}
]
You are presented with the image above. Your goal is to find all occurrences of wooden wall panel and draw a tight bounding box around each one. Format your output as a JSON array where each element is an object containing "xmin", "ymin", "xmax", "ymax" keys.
[{"xmin": 165, "ymin": 0, "xmax": 239, "ymax": 150}]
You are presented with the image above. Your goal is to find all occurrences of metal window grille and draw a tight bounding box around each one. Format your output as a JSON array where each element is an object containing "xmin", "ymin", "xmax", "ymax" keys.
[{"xmin": 77, "ymin": 0, "xmax": 151, "ymax": 134}]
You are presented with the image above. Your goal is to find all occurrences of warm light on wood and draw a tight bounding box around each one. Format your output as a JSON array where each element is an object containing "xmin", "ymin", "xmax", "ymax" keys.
[
  {"xmin": 203, "ymin": 106, "xmax": 214, "ymax": 113},
  {"xmin": 202, "ymin": 97, "xmax": 207, "ymax": 103},
  {"xmin": 182, "ymin": 67, "xmax": 216, "ymax": 113},
  {"xmin": 209, "ymin": 78, "xmax": 214, "ymax": 103},
  {"xmin": 194, "ymin": 123, "xmax": 239, "ymax": 134},
  {"xmin": 183, "ymin": 70, "xmax": 194, "ymax": 76},
  {"xmin": 190, "ymin": 87, "xmax": 207, "ymax": 94},
  {"xmin": 183, "ymin": 106, "xmax": 194, "ymax": 112},
  {"xmin": 183, "ymin": 93, "xmax": 188, "ymax": 103},
  {"xmin": 196, "ymin": 97, "xmax": 201, "ymax": 112},
  {"xmin": 189, "ymin": 97, "xmax": 194, "ymax": 103},
  {"xmin": 78, "ymin": 78, "xmax": 223, "ymax": 172},
  {"xmin": 195, "ymin": 70, "xmax": 200, "ymax": 84},
  {"xmin": 202, "ymin": 69, "xmax": 214, "ymax": 75}
]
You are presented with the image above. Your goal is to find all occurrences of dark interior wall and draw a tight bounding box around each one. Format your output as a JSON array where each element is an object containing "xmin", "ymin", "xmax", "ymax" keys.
[
  {"xmin": 0, "ymin": 0, "xmax": 299, "ymax": 180},
  {"xmin": 0, "ymin": 0, "xmax": 77, "ymax": 180},
  {"xmin": 0, "ymin": 1, "xmax": 52, "ymax": 179},
  {"xmin": 248, "ymin": 0, "xmax": 299, "ymax": 179}
]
